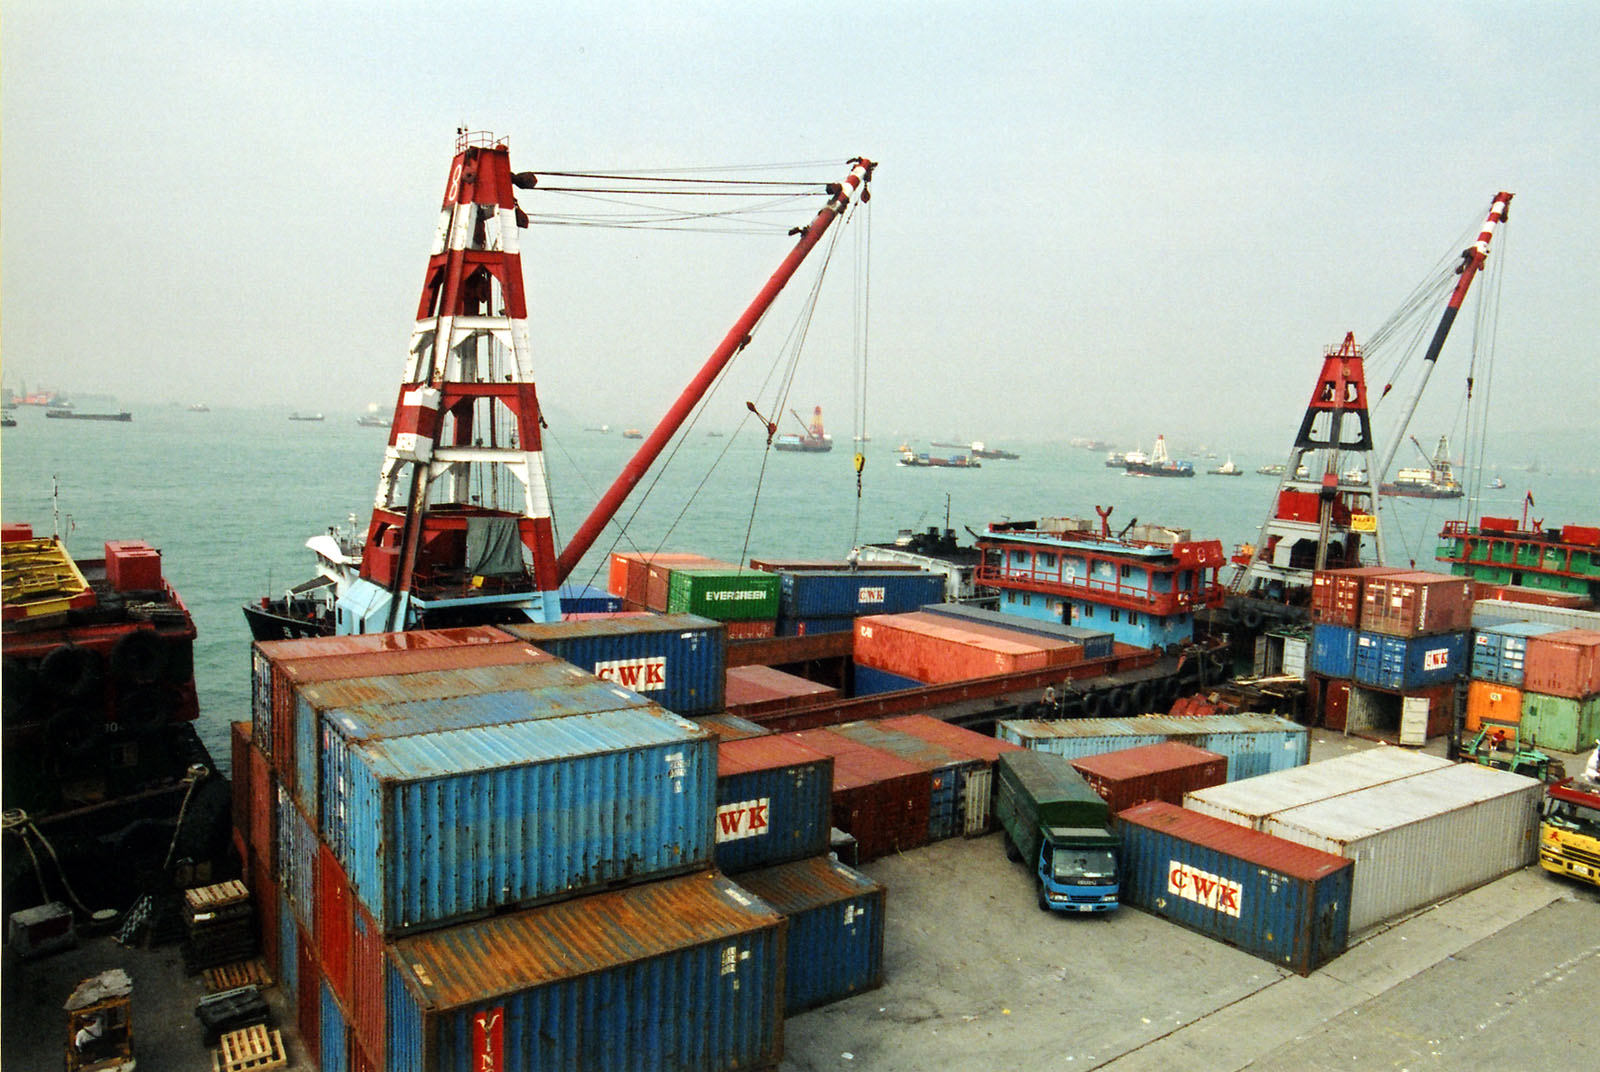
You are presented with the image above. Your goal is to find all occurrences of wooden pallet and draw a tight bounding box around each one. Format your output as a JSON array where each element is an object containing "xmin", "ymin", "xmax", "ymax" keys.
[
  {"xmin": 210, "ymin": 1024, "xmax": 287, "ymax": 1072},
  {"xmin": 186, "ymin": 879, "xmax": 250, "ymax": 915},
  {"xmin": 203, "ymin": 958, "xmax": 274, "ymax": 992}
]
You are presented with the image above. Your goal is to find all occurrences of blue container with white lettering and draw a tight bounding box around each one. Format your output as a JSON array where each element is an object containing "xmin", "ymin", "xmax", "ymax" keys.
[
  {"xmin": 1353, "ymin": 630, "xmax": 1469, "ymax": 690},
  {"xmin": 780, "ymin": 570, "xmax": 947, "ymax": 618},
  {"xmin": 1310, "ymin": 624, "xmax": 1357, "ymax": 679},
  {"xmin": 500, "ymin": 614, "xmax": 726, "ymax": 717},
  {"xmin": 1118, "ymin": 801, "xmax": 1352, "ymax": 975},
  {"xmin": 558, "ymin": 582, "xmax": 624, "ymax": 614},
  {"xmin": 714, "ymin": 736, "xmax": 834, "ymax": 874},
  {"xmin": 1471, "ymin": 621, "xmax": 1565, "ymax": 685}
]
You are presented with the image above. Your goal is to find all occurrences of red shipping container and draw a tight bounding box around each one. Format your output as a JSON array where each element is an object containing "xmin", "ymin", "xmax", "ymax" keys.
[
  {"xmin": 724, "ymin": 618, "xmax": 779, "ymax": 641},
  {"xmin": 295, "ymin": 925, "xmax": 320, "ymax": 1048},
  {"xmin": 1, "ymin": 523, "xmax": 34, "ymax": 542},
  {"xmin": 1069, "ymin": 742, "xmax": 1228, "ymax": 813},
  {"xmin": 1310, "ymin": 566, "xmax": 1408, "ymax": 626},
  {"xmin": 646, "ymin": 554, "xmax": 734, "ymax": 612},
  {"xmin": 253, "ymin": 859, "xmax": 281, "ymax": 985},
  {"xmin": 1475, "ymin": 585, "xmax": 1592, "ymax": 609},
  {"xmin": 106, "ymin": 547, "xmax": 163, "ymax": 592},
  {"xmin": 350, "ymin": 899, "xmax": 386, "ymax": 1071},
  {"xmin": 725, "ymin": 665, "xmax": 841, "ymax": 719},
  {"xmin": 607, "ymin": 551, "xmax": 725, "ymax": 607},
  {"xmin": 1523, "ymin": 629, "xmax": 1600, "ymax": 699},
  {"xmin": 249, "ymin": 743, "xmax": 276, "ymax": 873},
  {"xmin": 789, "ymin": 728, "xmax": 932, "ymax": 861},
  {"xmin": 315, "ymin": 842, "xmax": 355, "ymax": 1010},
  {"xmin": 1309, "ymin": 674, "xmax": 1351, "ymax": 732},
  {"xmin": 1563, "ymin": 524, "xmax": 1600, "ymax": 548},
  {"xmin": 894, "ymin": 611, "xmax": 1084, "ymax": 666},
  {"xmin": 230, "ymin": 721, "xmax": 254, "ymax": 846},
  {"xmin": 854, "ymin": 614, "xmax": 1060, "ymax": 683},
  {"xmin": 1359, "ymin": 571, "xmax": 1474, "ymax": 637},
  {"xmin": 877, "ymin": 714, "xmax": 1025, "ymax": 764},
  {"xmin": 265, "ymin": 638, "xmax": 545, "ymax": 788}
]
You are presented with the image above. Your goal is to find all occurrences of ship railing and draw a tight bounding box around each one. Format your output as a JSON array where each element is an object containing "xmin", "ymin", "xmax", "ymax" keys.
[
  {"xmin": 455, "ymin": 129, "xmax": 506, "ymax": 152},
  {"xmin": 976, "ymin": 565, "xmax": 1225, "ymax": 615}
]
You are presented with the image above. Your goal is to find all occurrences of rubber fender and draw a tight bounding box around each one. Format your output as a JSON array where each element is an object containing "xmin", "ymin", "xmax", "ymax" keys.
[
  {"xmin": 161, "ymin": 637, "xmax": 194, "ymax": 684},
  {"xmin": 1125, "ymin": 680, "xmax": 1152, "ymax": 715},
  {"xmin": 115, "ymin": 686, "xmax": 170, "ymax": 732},
  {"xmin": 110, "ymin": 629, "xmax": 166, "ymax": 685},
  {"xmin": 1158, "ymin": 675, "xmax": 1183, "ymax": 708},
  {"xmin": 1081, "ymin": 689, "xmax": 1106, "ymax": 718},
  {"xmin": 1105, "ymin": 686, "xmax": 1132, "ymax": 718},
  {"xmin": 46, "ymin": 705, "xmax": 105, "ymax": 761},
  {"xmin": 1240, "ymin": 608, "xmax": 1264, "ymax": 631},
  {"xmin": 39, "ymin": 644, "xmax": 104, "ymax": 698},
  {"xmin": 1225, "ymin": 603, "xmax": 1243, "ymax": 625}
]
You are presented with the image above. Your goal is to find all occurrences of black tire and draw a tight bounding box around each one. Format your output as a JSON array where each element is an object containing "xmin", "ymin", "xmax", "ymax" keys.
[
  {"xmin": 1105, "ymin": 687, "xmax": 1132, "ymax": 718},
  {"xmin": 1005, "ymin": 837, "xmax": 1021, "ymax": 862},
  {"xmin": 1126, "ymin": 680, "xmax": 1151, "ymax": 714},
  {"xmin": 1159, "ymin": 676, "xmax": 1183, "ymax": 708},
  {"xmin": 1081, "ymin": 690, "xmax": 1106, "ymax": 718},
  {"xmin": 111, "ymin": 629, "xmax": 166, "ymax": 685},
  {"xmin": 47, "ymin": 705, "xmax": 105, "ymax": 763},
  {"xmin": 40, "ymin": 644, "xmax": 103, "ymax": 698},
  {"xmin": 1240, "ymin": 608, "xmax": 1264, "ymax": 631},
  {"xmin": 161, "ymin": 638, "xmax": 194, "ymax": 684},
  {"xmin": 115, "ymin": 686, "xmax": 170, "ymax": 733},
  {"xmin": 1038, "ymin": 884, "xmax": 1051, "ymax": 912}
]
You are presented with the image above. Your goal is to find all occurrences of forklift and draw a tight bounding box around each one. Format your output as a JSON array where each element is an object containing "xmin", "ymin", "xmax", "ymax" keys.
[{"xmin": 64, "ymin": 969, "xmax": 135, "ymax": 1072}]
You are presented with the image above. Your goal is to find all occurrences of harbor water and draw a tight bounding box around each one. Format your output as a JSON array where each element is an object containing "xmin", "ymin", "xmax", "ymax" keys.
[{"xmin": 1, "ymin": 403, "xmax": 1588, "ymax": 773}]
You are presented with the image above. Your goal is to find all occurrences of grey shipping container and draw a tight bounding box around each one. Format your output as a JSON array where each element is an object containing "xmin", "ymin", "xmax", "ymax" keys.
[
  {"xmin": 1262, "ymin": 762, "xmax": 1542, "ymax": 932},
  {"xmin": 384, "ymin": 871, "xmax": 785, "ymax": 1072},
  {"xmin": 1183, "ymin": 748, "xmax": 1454, "ymax": 831},
  {"xmin": 500, "ymin": 614, "xmax": 727, "ymax": 716},
  {"xmin": 1471, "ymin": 600, "xmax": 1600, "ymax": 631},
  {"xmin": 733, "ymin": 855, "xmax": 887, "ymax": 1013},
  {"xmin": 343, "ymin": 706, "xmax": 716, "ymax": 934},
  {"xmin": 1118, "ymin": 801, "xmax": 1353, "ymax": 975},
  {"xmin": 995, "ymin": 715, "xmax": 1309, "ymax": 781}
]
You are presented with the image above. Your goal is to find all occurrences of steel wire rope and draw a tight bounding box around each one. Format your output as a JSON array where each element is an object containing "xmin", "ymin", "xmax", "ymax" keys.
[{"xmin": 849, "ymin": 196, "xmax": 873, "ymax": 557}]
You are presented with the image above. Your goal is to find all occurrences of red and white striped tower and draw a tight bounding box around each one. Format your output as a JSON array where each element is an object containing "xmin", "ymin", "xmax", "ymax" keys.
[{"xmin": 343, "ymin": 131, "xmax": 556, "ymax": 633}]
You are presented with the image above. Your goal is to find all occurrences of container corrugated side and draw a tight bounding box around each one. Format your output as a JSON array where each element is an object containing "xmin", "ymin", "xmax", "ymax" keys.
[
  {"xmin": 1360, "ymin": 572, "xmax": 1475, "ymax": 637},
  {"xmin": 344, "ymin": 707, "xmax": 716, "ymax": 934},
  {"xmin": 500, "ymin": 614, "xmax": 727, "ymax": 716},
  {"xmin": 1520, "ymin": 691, "xmax": 1600, "ymax": 753},
  {"xmin": 733, "ymin": 855, "xmax": 886, "ymax": 1012},
  {"xmin": 1472, "ymin": 621, "xmax": 1565, "ymax": 685},
  {"xmin": 230, "ymin": 721, "xmax": 253, "ymax": 838},
  {"xmin": 1263, "ymin": 762, "xmax": 1542, "ymax": 932},
  {"xmin": 1471, "ymin": 600, "xmax": 1600, "ymax": 631},
  {"xmin": 1183, "ymin": 749, "xmax": 1454, "ymax": 831},
  {"xmin": 853, "ymin": 614, "xmax": 1063, "ymax": 683},
  {"xmin": 1353, "ymin": 630, "xmax": 1470, "ymax": 690},
  {"xmin": 896, "ymin": 610, "xmax": 1085, "ymax": 667},
  {"xmin": 790, "ymin": 728, "xmax": 934, "ymax": 861},
  {"xmin": 249, "ymin": 742, "xmax": 276, "ymax": 875},
  {"xmin": 320, "ymin": 979, "xmax": 349, "ymax": 1072},
  {"xmin": 1524, "ymin": 629, "xmax": 1600, "ymax": 699},
  {"xmin": 315, "ymin": 842, "xmax": 355, "ymax": 1010},
  {"xmin": 1465, "ymin": 681, "xmax": 1524, "ymax": 731},
  {"xmin": 666, "ymin": 568, "xmax": 782, "ymax": 621},
  {"xmin": 725, "ymin": 664, "xmax": 841, "ymax": 720},
  {"xmin": 319, "ymin": 682, "xmax": 654, "ymax": 858},
  {"xmin": 715, "ymin": 736, "xmax": 835, "ymax": 874},
  {"xmin": 278, "ymin": 893, "xmax": 299, "ymax": 1008},
  {"xmin": 1069, "ymin": 742, "xmax": 1228, "ymax": 813},
  {"xmin": 1118, "ymin": 801, "xmax": 1353, "ymax": 975},
  {"xmin": 878, "ymin": 714, "xmax": 1025, "ymax": 764},
  {"xmin": 995, "ymin": 715, "xmax": 1309, "ymax": 781},
  {"xmin": 852, "ymin": 663, "xmax": 926, "ymax": 696},
  {"xmin": 780, "ymin": 570, "xmax": 946, "ymax": 618},
  {"xmin": 1309, "ymin": 624, "xmax": 1357, "ymax": 679},
  {"xmin": 277, "ymin": 784, "xmax": 316, "ymax": 928},
  {"xmin": 558, "ymin": 582, "xmax": 623, "ymax": 614},
  {"xmin": 918, "ymin": 602, "xmax": 1115, "ymax": 659},
  {"xmin": 351, "ymin": 899, "xmax": 386, "ymax": 1072},
  {"xmin": 825, "ymin": 720, "xmax": 984, "ymax": 841},
  {"xmin": 384, "ymin": 871, "xmax": 784, "ymax": 1072}
]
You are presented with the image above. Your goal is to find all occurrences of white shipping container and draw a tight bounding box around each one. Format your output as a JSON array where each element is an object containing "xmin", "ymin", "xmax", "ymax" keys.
[
  {"xmin": 1184, "ymin": 748, "xmax": 1452, "ymax": 831},
  {"xmin": 1282, "ymin": 635, "xmax": 1308, "ymax": 679},
  {"xmin": 1263, "ymin": 763, "xmax": 1541, "ymax": 932},
  {"xmin": 1472, "ymin": 600, "xmax": 1600, "ymax": 631}
]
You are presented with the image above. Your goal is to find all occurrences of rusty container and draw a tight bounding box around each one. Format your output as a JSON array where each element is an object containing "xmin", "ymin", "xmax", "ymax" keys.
[
  {"xmin": 1523, "ymin": 628, "xmax": 1600, "ymax": 699},
  {"xmin": 248, "ymin": 742, "xmax": 276, "ymax": 874},
  {"xmin": 1359, "ymin": 571, "xmax": 1475, "ymax": 637},
  {"xmin": 724, "ymin": 664, "xmax": 842, "ymax": 720},
  {"xmin": 789, "ymin": 728, "xmax": 933, "ymax": 861},
  {"xmin": 314, "ymin": 841, "xmax": 355, "ymax": 1011},
  {"xmin": 350, "ymin": 899, "xmax": 386, "ymax": 1072},
  {"xmin": 691, "ymin": 712, "xmax": 771, "ymax": 742},
  {"xmin": 714, "ymin": 735, "xmax": 835, "ymax": 874},
  {"xmin": 1310, "ymin": 566, "xmax": 1408, "ymax": 627},
  {"xmin": 853, "ymin": 614, "xmax": 1060, "ymax": 683},
  {"xmin": 826, "ymin": 719, "xmax": 985, "ymax": 841},
  {"xmin": 1069, "ymin": 742, "xmax": 1228, "ymax": 813},
  {"xmin": 230, "ymin": 721, "xmax": 254, "ymax": 850}
]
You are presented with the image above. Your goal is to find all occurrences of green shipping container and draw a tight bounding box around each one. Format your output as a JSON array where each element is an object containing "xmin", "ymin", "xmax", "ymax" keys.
[
  {"xmin": 1519, "ymin": 691, "xmax": 1600, "ymax": 754},
  {"xmin": 666, "ymin": 568, "xmax": 781, "ymax": 621}
]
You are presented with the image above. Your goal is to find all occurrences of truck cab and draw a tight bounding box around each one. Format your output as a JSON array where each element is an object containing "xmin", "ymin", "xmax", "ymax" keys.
[
  {"xmin": 1038, "ymin": 826, "xmax": 1120, "ymax": 913},
  {"xmin": 1539, "ymin": 778, "xmax": 1600, "ymax": 889}
]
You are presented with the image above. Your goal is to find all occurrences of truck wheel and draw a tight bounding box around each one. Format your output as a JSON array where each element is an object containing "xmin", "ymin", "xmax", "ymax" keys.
[
  {"xmin": 1037, "ymin": 885, "xmax": 1051, "ymax": 912},
  {"xmin": 1004, "ymin": 838, "xmax": 1021, "ymax": 862}
]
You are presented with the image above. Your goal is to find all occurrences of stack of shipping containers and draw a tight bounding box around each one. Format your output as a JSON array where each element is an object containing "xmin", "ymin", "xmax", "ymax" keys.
[
  {"xmin": 1519, "ymin": 629, "xmax": 1600, "ymax": 752},
  {"xmin": 1465, "ymin": 621, "xmax": 1564, "ymax": 735},
  {"xmin": 237, "ymin": 626, "xmax": 795, "ymax": 1072},
  {"xmin": 852, "ymin": 611, "xmax": 1087, "ymax": 695},
  {"xmin": 1307, "ymin": 569, "xmax": 1473, "ymax": 743},
  {"xmin": 994, "ymin": 714, "xmax": 1309, "ymax": 781}
]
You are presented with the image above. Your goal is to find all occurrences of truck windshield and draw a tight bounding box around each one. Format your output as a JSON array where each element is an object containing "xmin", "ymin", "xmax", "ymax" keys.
[
  {"xmin": 1054, "ymin": 849, "xmax": 1116, "ymax": 884},
  {"xmin": 1545, "ymin": 799, "xmax": 1600, "ymax": 838}
]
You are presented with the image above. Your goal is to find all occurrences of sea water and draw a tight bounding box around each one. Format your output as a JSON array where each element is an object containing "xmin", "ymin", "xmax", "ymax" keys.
[{"xmin": 2, "ymin": 404, "xmax": 1584, "ymax": 774}]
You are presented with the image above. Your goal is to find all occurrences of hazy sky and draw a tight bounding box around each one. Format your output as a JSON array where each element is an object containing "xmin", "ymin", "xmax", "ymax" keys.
[{"xmin": 4, "ymin": 2, "xmax": 1596, "ymax": 457}]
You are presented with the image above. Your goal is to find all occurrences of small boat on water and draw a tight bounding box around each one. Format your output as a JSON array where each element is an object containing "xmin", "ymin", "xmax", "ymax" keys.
[
  {"xmin": 289, "ymin": 411, "xmax": 325, "ymax": 422},
  {"xmin": 356, "ymin": 413, "xmax": 391, "ymax": 428},
  {"xmin": 1207, "ymin": 456, "xmax": 1243, "ymax": 476},
  {"xmin": 1256, "ymin": 463, "xmax": 1287, "ymax": 476},
  {"xmin": 1380, "ymin": 434, "xmax": 1463, "ymax": 499},
  {"xmin": 970, "ymin": 441, "xmax": 1019, "ymax": 460},
  {"xmin": 1123, "ymin": 435, "xmax": 1194, "ymax": 477},
  {"xmin": 188, "ymin": 402, "xmax": 210, "ymax": 412},
  {"xmin": 1490, "ymin": 476, "xmax": 1507, "ymax": 490},
  {"xmin": 622, "ymin": 428, "xmax": 643, "ymax": 439},
  {"xmin": 774, "ymin": 405, "xmax": 834, "ymax": 452},
  {"xmin": 45, "ymin": 408, "xmax": 131, "ymax": 422},
  {"xmin": 898, "ymin": 450, "xmax": 980, "ymax": 468}
]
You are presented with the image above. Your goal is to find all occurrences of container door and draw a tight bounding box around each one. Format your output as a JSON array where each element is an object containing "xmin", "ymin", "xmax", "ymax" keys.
[
  {"xmin": 1399, "ymin": 695, "xmax": 1430, "ymax": 747},
  {"xmin": 963, "ymin": 767, "xmax": 992, "ymax": 837}
]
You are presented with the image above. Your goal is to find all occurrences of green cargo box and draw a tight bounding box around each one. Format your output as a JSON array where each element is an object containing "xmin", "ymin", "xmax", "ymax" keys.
[
  {"xmin": 666, "ymin": 568, "xmax": 781, "ymax": 621},
  {"xmin": 1519, "ymin": 691, "xmax": 1600, "ymax": 754}
]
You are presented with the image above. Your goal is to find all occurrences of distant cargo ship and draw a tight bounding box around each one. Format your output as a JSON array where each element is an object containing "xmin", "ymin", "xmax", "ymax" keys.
[{"xmin": 1122, "ymin": 435, "xmax": 1194, "ymax": 477}]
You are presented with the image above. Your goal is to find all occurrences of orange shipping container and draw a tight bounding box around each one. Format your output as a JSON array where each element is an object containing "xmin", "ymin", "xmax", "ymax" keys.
[
  {"xmin": 1523, "ymin": 629, "xmax": 1600, "ymax": 699},
  {"xmin": 892, "ymin": 611, "xmax": 1083, "ymax": 666},
  {"xmin": 853, "ymin": 614, "xmax": 1060, "ymax": 683},
  {"xmin": 1465, "ymin": 680, "xmax": 1523, "ymax": 731}
]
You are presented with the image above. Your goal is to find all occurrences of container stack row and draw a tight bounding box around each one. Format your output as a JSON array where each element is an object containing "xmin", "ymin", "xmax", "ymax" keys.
[
  {"xmin": 236, "ymin": 626, "xmax": 788, "ymax": 1072},
  {"xmin": 995, "ymin": 713, "xmax": 1310, "ymax": 781},
  {"xmin": 1307, "ymin": 568, "xmax": 1474, "ymax": 743},
  {"xmin": 851, "ymin": 610, "xmax": 1113, "ymax": 694},
  {"xmin": 1470, "ymin": 622, "xmax": 1600, "ymax": 752}
]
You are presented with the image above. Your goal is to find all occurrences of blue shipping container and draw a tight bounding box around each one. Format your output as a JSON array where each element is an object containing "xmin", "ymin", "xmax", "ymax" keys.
[
  {"xmin": 732, "ymin": 855, "xmax": 887, "ymax": 1013},
  {"xmin": 343, "ymin": 707, "xmax": 716, "ymax": 934},
  {"xmin": 279, "ymin": 891, "xmax": 299, "ymax": 1000},
  {"xmin": 714, "ymin": 737, "xmax": 835, "ymax": 874},
  {"xmin": 995, "ymin": 715, "xmax": 1308, "ymax": 781},
  {"xmin": 1471, "ymin": 621, "xmax": 1565, "ymax": 685},
  {"xmin": 321, "ymin": 980, "xmax": 349, "ymax": 1072},
  {"xmin": 500, "ymin": 615, "xmax": 726, "ymax": 717},
  {"xmin": 277, "ymin": 785, "xmax": 316, "ymax": 928},
  {"xmin": 318, "ymin": 680, "xmax": 651, "ymax": 858},
  {"xmin": 1354, "ymin": 631, "xmax": 1470, "ymax": 690},
  {"xmin": 1118, "ymin": 801, "xmax": 1353, "ymax": 976},
  {"xmin": 777, "ymin": 615, "xmax": 856, "ymax": 637},
  {"xmin": 920, "ymin": 602, "xmax": 1116, "ymax": 660},
  {"xmin": 384, "ymin": 872, "xmax": 784, "ymax": 1072},
  {"xmin": 852, "ymin": 662, "xmax": 926, "ymax": 697},
  {"xmin": 780, "ymin": 570, "xmax": 947, "ymax": 618},
  {"xmin": 1310, "ymin": 624, "xmax": 1357, "ymax": 679},
  {"xmin": 558, "ymin": 582, "xmax": 624, "ymax": 614}
]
